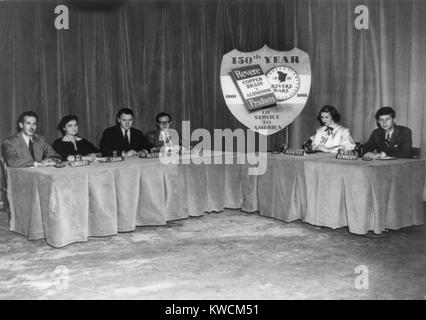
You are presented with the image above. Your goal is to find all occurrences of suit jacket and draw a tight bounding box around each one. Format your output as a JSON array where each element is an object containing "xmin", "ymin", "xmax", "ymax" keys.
[
  {"xmin": 146, "ymin": 129, "xmax": 182, "ymax": 149},
  {"xmin": 1, "ymin": 132, "xmax": 60, "ymax": 167},
  {"xmin": 99, "ymin": 125, "xmax": 153, "ymax": 156},
  {"xmin": 363, "ymin": 125, "xmax": 412, "ymax": 158},
  {"xmin": 146, "ymin": 130, "xmax": 163, "ymax": 149}
]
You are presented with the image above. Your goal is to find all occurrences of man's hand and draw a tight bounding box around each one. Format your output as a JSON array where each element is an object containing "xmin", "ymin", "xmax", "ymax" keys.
[
  {"xmin": 363, "ymin": 152, "xmax": 382, "ymax": 160},
  {"xmin": 125, "ymin": 150, "xmax": 138, "ymax": 157},
  {"xmin": 38, "ymin": 157, "xmax": 61, "ymax": 166},
  {"xmin": 138, "ymin": 149, "xmax": 148, "ymax": 158},
  {"xmin": 41, "ymin": 158, "xmax": 55, "ymax": 165},
  {"xmin": 149, "ymin": 147, "xmax": 158, "ymax": 153},
  {"xmin": 82, "ymin": 154, "xmax": 96, "ymax": 161},
  {"xmin": 378, "ymin": 151, "xmax": 387, "ymax": 159}
]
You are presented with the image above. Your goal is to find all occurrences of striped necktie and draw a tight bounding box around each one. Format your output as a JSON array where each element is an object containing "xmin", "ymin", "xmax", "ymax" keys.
[{"xmin": 385, "ymin": 133, "xmax": 391, "ymax": 149}]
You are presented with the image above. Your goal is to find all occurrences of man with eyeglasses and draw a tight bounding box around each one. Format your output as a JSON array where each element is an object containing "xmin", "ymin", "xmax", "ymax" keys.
[
  {"xmin": 99, "ymin": 108, "xmax": 154, "ymax": 157},
  {"xmin": 146, "ymin": 112, "xmax": 177, "ymax": 150}
]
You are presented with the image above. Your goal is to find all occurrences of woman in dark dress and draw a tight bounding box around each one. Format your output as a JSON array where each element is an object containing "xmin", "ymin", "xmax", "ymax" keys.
[{"xmin": 52, "ymin": 115, "xmax": 99, "ymax": 161}]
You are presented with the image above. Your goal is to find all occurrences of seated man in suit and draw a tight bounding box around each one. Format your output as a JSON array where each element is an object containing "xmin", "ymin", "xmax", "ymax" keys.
[
  {"xmin": 99, "ymin": 107, "xmax": 154, "ymax": 157},
  {"xmin": 363, "ymin": 106, "xmax": 412, "ymax": 159},
  {"xmin": 2, "ymin": 111, "xmax": 61, "ymax": 167},
  {"xmin": 146, "ymin": 112, "xmax": 175, "ymax": 150}
]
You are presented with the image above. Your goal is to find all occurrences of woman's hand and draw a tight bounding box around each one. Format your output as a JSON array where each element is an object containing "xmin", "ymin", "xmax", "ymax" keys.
[
  {"xmin": 67, "ymin": 155, "xmax": 76, "ymax": 161},
  {"xmin": 82, "ymin": 154, "xmax": 96, "ymax": 161}
]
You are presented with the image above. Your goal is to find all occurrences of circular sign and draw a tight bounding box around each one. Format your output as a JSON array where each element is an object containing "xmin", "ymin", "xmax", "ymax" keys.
[{"xmin": 266, "ymin": 66, "xmax": 300, "ymax": 101}]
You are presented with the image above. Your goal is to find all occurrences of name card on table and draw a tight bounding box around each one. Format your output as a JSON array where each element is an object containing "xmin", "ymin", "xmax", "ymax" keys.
[
  {"xmin": 108, "ymin": 156, "xmax": 124, "ymax": 162},
  {"xmin": 69, "ymin": 160, "xmax": 90, "ymax": 167},
  {"xmin": 140, "ymin": 152, "xmax": 160, "ymax": 159},
  {"xmin": 284, "ymin": 149, "xmax": 305, "ymax": 156},
  {"xmin": 98, "ymin": 156, "xmax": 124, "ymax": 163},
  {"xmin": 336, "ymin": 153, "xmax": 359, "ymax": 160}
]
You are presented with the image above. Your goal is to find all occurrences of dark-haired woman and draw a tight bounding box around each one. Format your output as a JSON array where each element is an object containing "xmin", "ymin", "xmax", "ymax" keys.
[
  {"xmin": 52, "ymin": 115, "xmax": 99, "ymax": 161},
  {"xmin": 308, "ymin": 105, "xmax": 356, "ymax": 153}
]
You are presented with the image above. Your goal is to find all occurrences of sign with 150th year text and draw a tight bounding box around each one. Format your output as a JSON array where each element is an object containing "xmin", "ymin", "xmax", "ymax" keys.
[{"xmin": 220, "ymin": 45, "xmax": 311, "ymax": 135}]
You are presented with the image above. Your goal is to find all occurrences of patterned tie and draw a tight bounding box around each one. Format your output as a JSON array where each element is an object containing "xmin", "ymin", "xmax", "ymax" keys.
[
  {"xmin": 385, "ymin": 133, "xmax": 391, "ymax": 149},
  {"xmin": 28, "ymin": 138, "xmax": 35, "ymax": 160}
]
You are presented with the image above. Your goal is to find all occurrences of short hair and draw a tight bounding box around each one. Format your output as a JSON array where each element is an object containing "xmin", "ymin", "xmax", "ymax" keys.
[
  {"xmin": 116, "ymin": 108, "xmax": 134, "ymax": 119},
  {"xmin": 57, "ymin": 115, "xmax": 79, "ymax": 135},
  {"xmin": 375, "ymin": 106, "xmax": 396, "ymax": 120},
  {"xmin": 317, "ymin": 105, "xmax": 341, "ymax": 125},
  {"xmin": 17, "ymin": 111, "xmax": 38, "ymax": 131},
  {"xmin": 155, "ymin": 112, "xmax": 172, "ymax": 123}
]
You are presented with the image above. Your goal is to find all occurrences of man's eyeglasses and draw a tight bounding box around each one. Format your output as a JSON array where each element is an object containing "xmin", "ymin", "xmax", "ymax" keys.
[{"xmin": 157, "ymin": 121, "xmax": 170, "ymax": 125}]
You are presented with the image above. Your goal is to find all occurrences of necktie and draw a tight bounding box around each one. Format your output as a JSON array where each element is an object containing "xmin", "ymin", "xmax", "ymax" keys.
[
  {"xmin": 124, "ymin": 130, "xmax": 130, "ymax": 147},
  {"xmin": 28, "ymin": 139, "xmax": 35, "ymax": 160},
  {"xmin": 164, "ymin": 131, "xmax": 172, "ymax": 146},
  {"xmin": 325, "ymin": 126, "xmax": 334, "ymax": 135},
  {"xmin": 385, "ymin": 133, "xmax": 391, "ymax": 149}
]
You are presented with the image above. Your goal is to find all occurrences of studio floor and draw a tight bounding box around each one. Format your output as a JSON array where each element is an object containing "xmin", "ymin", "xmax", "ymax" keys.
[{"xmin": 0, "ymin": 207, "xmax": 425, "ymax": 300}]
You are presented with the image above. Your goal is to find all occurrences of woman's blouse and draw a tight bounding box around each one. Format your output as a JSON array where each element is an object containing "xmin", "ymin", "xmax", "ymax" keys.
[
  {"xmin": 52, "ymin": 137, "xmax": 99, "ymax": 160},
  {"xmin": 310, "ymin": 124, "xmax": 356, "ymax": 153}
]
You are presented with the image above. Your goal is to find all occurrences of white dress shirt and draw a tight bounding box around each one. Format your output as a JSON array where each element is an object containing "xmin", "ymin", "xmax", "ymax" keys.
[
  {"xmin": 120, "ymin": 127, "xmax": 131, "ymax": 144},
  {"xmin": 21, "ymin": 133, "xmax": 32, "ymax": 147}
]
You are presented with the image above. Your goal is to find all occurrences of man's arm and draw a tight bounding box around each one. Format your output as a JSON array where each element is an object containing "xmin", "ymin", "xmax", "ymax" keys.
[
  {"xmin": 41, "ymin": 138, "xmax": 61, "ymax": 160},
  {"xmin": 145, "ymin": 132, "xmax": 156, "ymax": 148},
  {"xmin": 139, "ymin": 131, "xmax": 154, "ymax": 152},
  {"xmin": 99, "ymin": 129, "xmax": 113, "ymax": 157},
  {"xmin": 1, "ymin": 140, "xmax": 35, "ymax": 168},
  {"xmin": 362, "ymin": 131, "xmax": 378, "ymax": 154},
  {"xmin": 390, "ymin": 128, "xmax": 412, "ymax": 158}
]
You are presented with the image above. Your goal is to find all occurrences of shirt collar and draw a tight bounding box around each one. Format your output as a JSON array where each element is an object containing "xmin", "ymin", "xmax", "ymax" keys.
[
  {"xmin": 120, "ymin": 127, "xmax": 130, "ymax": 135},
  {"xmin": 385, "ymin": 128, "xmax": 394, "ymax": 137},
  {"xmin": 323, "ymin": 123, "xmax": 338, "ymax": 131},
  {"xmin": 20, "ymin": 132, "xmax": 33, "ymax": 146}
]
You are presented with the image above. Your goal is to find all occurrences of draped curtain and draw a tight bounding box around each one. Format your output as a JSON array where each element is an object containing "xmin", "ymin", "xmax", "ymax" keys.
[{"xmin": 1, "ymin": 0, "xmax": 425, "ymax": 198}]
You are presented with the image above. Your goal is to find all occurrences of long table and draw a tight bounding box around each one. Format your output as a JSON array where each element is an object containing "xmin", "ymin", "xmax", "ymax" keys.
[
  {"xmin": 5, "ymin": 152, "xmax": 425, "ymax": 247},
  {"xmin": 257, "ymin": 153, "xmax": 425, "ymax": 234}
]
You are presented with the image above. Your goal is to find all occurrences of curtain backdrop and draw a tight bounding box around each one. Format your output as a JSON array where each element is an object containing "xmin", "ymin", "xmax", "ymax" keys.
[{"xmin": 1, "ymin": 0, "xmax": 425, "ymax": 198}]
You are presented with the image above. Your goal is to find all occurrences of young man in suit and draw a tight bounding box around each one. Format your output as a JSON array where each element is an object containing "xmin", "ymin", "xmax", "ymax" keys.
[
  {"xmin": 99, "ymin": 108, "xmax": 154, "ymax": 157},
  {"xmin": 363, "ymin": 106, "xmax": 412, "ymax": 159},
  {"xmin": 2, "ymin": 111, "xmax": 61, "ymax": 167}
]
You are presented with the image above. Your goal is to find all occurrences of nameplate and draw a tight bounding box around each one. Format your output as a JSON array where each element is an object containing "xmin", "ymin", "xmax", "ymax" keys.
[
  {"xmin": 284, "ymin": 149, "xmax": 305, "ymax": 156},
  {"xmin": 69, "ymin": 160, "xmax": 90, "ymax": 167},
  {"xmin": 147, "ymin": 152, "xmax": 160, "ymax": 158},
  {"xmin": 336, "ymin": 153, "xmax": 359, "ymax": 160},
  {"xmin": 108, "ymin": 156, "xmax": 124, "ymax": 162}
]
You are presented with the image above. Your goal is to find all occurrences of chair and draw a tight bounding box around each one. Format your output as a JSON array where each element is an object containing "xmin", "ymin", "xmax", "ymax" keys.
[
  {"xmin": 0, "ymin": 158, "xmax": 10, "ymax": 220},
  {"xmin": 411, "ymin": 147, "xmax": 421, "ymax": 159}
]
